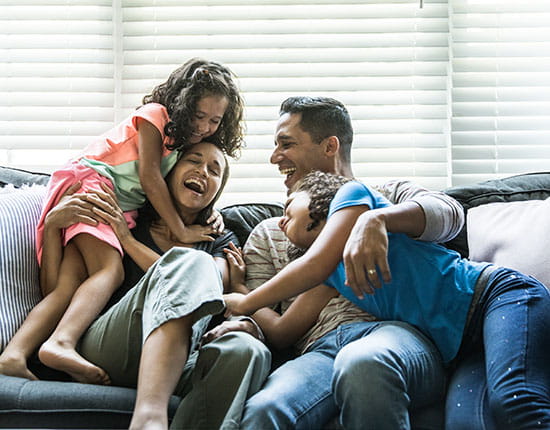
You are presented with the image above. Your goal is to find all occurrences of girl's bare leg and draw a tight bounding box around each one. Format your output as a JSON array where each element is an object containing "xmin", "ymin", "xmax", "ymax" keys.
[
  {"xmin": 39, "ymin": 234, "xmax": 123, "ymax": 385},
  {"xmin": 130, "ymin": 315, "xmax": 192, "ymax": 430},
  {"xmin": 0, "ymin": 243, "xmax": 86, "ymax": 380}
]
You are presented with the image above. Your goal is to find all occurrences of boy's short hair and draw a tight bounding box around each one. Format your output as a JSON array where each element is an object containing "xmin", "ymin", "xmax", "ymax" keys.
[
  {"xmin": 287, "ymin": 170, "xmax": 351, "ymax": 260},
  {"xmin": 293, "ymin": 170, "xmax": 352, "ymax": 232}
]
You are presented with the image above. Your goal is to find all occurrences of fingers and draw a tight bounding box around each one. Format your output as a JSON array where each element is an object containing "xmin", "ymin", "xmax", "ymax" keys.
[
  {"xmin": 206, "ymin": 210, "xmax": 225, "ymax": 234},
  {"xmin": 64, "ymin": 181, "xmax": 82, "ymax": 196}
]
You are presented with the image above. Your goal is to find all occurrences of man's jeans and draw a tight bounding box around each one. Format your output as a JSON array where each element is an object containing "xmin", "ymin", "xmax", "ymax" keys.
[
  {"xmin": 446, "ymin": 268, "xmax": 550, "ymax": 429},
  {"xmin": 241, "ymin": 320, "xmax": 446, "ymax": 430}
]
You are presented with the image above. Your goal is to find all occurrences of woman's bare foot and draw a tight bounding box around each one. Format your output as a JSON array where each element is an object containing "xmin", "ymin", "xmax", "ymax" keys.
[
  {"xmin": 0, "ymin": 353, "xmax": 38, "ymax": 380},
  {"xmin": 130, "ymin": 406, "xmax": 168, "ymax": 430},
  {"xmin": 38, "ymin": 339, "xmax": 111, "ymax": 385}
]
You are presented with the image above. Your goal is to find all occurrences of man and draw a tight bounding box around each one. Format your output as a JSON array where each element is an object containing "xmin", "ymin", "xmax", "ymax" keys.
[{"xmin": 205, "ymin": 96, "xmax": 464, "ymax": 429}]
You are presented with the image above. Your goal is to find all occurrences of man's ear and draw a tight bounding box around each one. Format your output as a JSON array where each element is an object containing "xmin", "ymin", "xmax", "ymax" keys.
[{"xmin": 323, "ymin": 136, "xmax": 340, "ymax": 157}]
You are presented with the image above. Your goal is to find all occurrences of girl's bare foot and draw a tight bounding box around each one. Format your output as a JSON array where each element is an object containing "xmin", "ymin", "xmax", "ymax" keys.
[
  {"xmin": 0, "ymin": 353, "xmax": 38, "ymax": 380},
  {"xmin": 38, "ymin": 339, "xmax": 111, "ymax": 385}
]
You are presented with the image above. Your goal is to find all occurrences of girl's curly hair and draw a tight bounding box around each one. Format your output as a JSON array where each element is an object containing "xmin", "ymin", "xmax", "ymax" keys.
[
  {"xmin": 287, "ymin": 170, "xmax": 352, "ymax": 260},
  {"xmin": 142, "ymin": 58, "xmax": 245, "ymax": 158}
]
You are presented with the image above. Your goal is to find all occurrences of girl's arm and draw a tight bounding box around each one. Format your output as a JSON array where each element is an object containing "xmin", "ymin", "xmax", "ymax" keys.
[
  {"xmin": 137, "ymin": 118, "xmax": 213, "ymax": 244},
  {"xmin": 40, "ymin": 183, "xmax": 101, "ymax": 295},
  {"xmin": 224, "ymin": 204, "xmax": 368, "ymax": 316}
]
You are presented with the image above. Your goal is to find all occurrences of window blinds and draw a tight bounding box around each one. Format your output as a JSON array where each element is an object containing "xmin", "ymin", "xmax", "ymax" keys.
[
  {"xmin": 450, "ymin": 0, "xmax": 550, "ymax": 186},
  {"xmin": 1, "ymin": 1, "xmax": 549, "ymax": 206},
  {"xmin": 0, "ymin": 2, "xmax": 115, "ymax": 170},
  {"xmin": 121, "ymin": 0, "xmax": 450, "ymax": 205}
]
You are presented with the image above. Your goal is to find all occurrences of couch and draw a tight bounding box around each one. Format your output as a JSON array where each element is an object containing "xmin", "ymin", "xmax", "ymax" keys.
[{"xmin": 0, "ymin": 166, "xmax": 549, "ymax": 429}]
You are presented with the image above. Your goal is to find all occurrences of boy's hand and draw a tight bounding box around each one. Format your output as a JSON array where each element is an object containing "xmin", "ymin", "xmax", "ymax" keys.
[
  {"xmin": 223, "ymin": 292, "xmax": 250, "ymax": 317},
  {"xmin": 223, "ymin": 242, "xmax": 246, "ymax": 291},
  {"xmin": 207, "ymin": 209, "xmax": 225, "ymax": 234}
]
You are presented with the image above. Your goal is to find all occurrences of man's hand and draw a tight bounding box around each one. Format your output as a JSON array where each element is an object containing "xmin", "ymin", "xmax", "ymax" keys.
[
  {"xmin": 201, "ymin": 319, "xmax": 262, "ymax": 345},
  {"xmin": 343, "ymin": 209, "xmax": 392, "ymax": 298},
  {"xmin": 223, "ymin": 242, "xmax": 247, "ymax": 292}
]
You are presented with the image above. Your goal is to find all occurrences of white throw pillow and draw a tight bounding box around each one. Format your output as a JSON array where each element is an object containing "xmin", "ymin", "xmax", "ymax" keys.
[
  {"xmin": 0, "ymin": 186, "xmax": 46, "ymax": 351},
  {"xmin": 467, "ymin": 198, "xmax": 550, "ymax": 288}
]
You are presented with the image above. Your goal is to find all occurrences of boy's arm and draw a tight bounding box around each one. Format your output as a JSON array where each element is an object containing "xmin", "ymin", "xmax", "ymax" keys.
[
  {"xmin": 137, "ymin": 119, "xmax": 213, "ymax": 244},
  {"xmin": 224, "ymin": 205, "xmax": 367, "ymax": 316}
]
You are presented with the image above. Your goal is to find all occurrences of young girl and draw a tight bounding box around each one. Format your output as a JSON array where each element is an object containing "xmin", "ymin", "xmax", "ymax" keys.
[
  {"xmin": 224, "ymin": 170, "xmax": 550, "ymax": 429},
  {"xmin": 0, "ymin": 58, "xmax": 244, "ymax": 383}
]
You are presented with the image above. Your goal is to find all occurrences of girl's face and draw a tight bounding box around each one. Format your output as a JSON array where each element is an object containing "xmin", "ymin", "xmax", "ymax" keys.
[
  {"xmin": 189, "ymin": 95, "xmax": 229, "ymax": 144},
  {"xmin": 168, "ymin": 142, "xmax": 226, "ymax": 215},
  {"xmin": 278, "ymin": 191, "xmax": 324, "ymax": 249}
]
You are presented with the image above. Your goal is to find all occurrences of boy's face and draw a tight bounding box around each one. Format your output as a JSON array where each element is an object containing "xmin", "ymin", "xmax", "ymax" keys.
[{"xmin": 278, "ymin": 191, "xmax": 324, "ymax": 249}]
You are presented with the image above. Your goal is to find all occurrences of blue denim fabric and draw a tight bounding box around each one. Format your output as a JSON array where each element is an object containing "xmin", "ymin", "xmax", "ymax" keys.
[
  {"xmin": 242, "ymin": 320, "xmax": 446, "ymax": 430},
  {"xmin": 446, "ymin": 268, "xmax": 550, "ymax": 429}
]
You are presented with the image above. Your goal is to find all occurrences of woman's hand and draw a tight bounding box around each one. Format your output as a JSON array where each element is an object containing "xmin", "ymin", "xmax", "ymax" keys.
[
  {"xmin": 44, "ymin": 182, "xmax": 103, "ymax": 231},
  {"xmin": 207, "ymin": 209, "xmax": 225, "ymax": 234},
  {"xmin": 343, "ymin": 209, "xmax": 392, "ymax": 297},
  {"xmin": 223, "ymin": 242, "xmax": 247, "ymax": 292},
  {"xmin": 86, "ymin": 183, "xmax": 133, "ymax": 245}
]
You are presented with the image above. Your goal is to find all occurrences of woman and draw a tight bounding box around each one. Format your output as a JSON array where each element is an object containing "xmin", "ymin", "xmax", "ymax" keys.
[{"xmin": 42, "ymin": 142, "xmax": 269, "ymax": 429}]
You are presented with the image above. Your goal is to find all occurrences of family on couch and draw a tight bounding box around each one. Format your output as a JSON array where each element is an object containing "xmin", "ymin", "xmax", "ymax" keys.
[{"xmin": 1, "ymin": 57, "xmax": 549, "ymax": 430}]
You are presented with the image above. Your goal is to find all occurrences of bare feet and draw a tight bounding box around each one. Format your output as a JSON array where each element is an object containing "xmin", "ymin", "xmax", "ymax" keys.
[
  {"xmin": 129, "ymin": 406, "xmax": 168, "ymax": 430},
  {"xmin": 0, "ymin": 353, "xmax": 38, "ymax": 380},
  {"xmin": 38, "ymin": 339, "xmax": 111, "ymax": 385}
]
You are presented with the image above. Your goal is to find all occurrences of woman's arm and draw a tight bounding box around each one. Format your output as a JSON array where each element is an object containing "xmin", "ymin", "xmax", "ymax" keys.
[{"xmin": 224, "ymin": 205, "xmax": 367, "ymax": 316}]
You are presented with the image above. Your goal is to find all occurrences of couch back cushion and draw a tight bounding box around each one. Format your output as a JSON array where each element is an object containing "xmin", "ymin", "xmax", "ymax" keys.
[
  {"xmin": 467, "ymin": 198, "xmax": 550, "ymax": 288},
  {"xmin": 0, "ymin": 186, "xmax": 46, "ymax": 351},
  {"xmin": 444, "ymin": 172, "xmax": 550, "ymax": 258}
]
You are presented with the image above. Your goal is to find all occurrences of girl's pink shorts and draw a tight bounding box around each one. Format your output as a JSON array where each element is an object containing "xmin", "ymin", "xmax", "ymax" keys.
[{"xmin": 36, "ymin": 163, "xmax": 137, "ymax": 264}]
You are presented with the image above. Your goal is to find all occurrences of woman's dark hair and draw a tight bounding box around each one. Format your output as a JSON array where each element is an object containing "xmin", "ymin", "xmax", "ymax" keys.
[
  {"xmin": 138, "ymin": 144, "xmax": 230, "ymax": 227},
  {"xmin": 142, "ymin": 58, "xmax": 245, "ymax": 158},
  {"xmin": 287, "ymin": 170, "xmax": 351, "ymax": 260}
]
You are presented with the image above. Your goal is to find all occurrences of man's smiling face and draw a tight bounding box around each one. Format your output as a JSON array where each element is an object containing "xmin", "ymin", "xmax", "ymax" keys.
[{"xmin": 270, "ymin": 112, "xmax": 333, "ymax": 192}]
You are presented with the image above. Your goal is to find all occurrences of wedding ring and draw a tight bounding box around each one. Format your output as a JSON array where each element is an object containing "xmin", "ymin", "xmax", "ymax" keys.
[{"xmin": 367, "ymin": 269, "xmax": 376, "ymax": 276}]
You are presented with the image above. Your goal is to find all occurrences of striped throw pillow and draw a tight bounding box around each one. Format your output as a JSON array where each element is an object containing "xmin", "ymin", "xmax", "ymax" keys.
[{"xmin": 0, "ymin": 186, "xmax": 46, "ymax": 351}]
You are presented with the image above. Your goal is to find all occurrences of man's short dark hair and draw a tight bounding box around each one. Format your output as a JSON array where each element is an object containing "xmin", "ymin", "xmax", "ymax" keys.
[{"xmin": 279, "ymin": 96, "xmax": 353, "ymax": 164}]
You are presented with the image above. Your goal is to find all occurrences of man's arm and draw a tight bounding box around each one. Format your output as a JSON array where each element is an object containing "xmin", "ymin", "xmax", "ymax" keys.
[
  {"xmin": 376, "ymin": 179, "xmax": 464, "ymax": 242},
  {"xmin": 343, "ymin": 180, "xmax": 465, "ymax": 293}
]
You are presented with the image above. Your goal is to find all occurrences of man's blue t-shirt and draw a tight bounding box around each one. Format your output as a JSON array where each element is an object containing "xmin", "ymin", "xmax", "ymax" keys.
[{"xmin": 325, "ymin": 181, "xmax": 490, "ymax": 363}]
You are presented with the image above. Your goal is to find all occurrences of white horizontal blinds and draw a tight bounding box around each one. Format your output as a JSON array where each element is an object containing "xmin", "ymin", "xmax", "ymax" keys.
[
  {"xmin": 121, "ymin": 0, "xmax": 449, "ymax": 206},
  {"xmin": 451, "ymin": 0, "xmax": 550, "ymax": 186},
  {"xmin": 0, "ymin": 1, "xmax": 114, "ymax": 173}
]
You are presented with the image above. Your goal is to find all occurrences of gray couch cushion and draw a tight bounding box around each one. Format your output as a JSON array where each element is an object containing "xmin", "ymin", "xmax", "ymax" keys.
[
  {"xmin": 443, "ymin": 171, "xmax": 550, "ymax": 257},
  {"xmin": 0, "ymin": 374, "xmax": 180, "ymax": 429}
]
